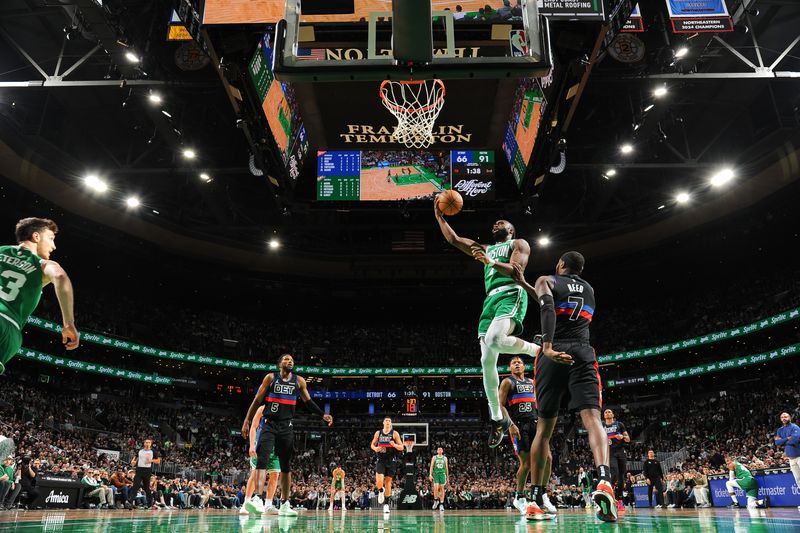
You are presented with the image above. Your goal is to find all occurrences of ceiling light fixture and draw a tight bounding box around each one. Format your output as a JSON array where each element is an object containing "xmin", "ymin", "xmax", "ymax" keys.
[
  {"xmin": 84, "ymin": 174, "xmax": 108, "ymax": 193},
  {"xmin": 710, "ymin": 168, "xmax": 734, "ymax": 187}
]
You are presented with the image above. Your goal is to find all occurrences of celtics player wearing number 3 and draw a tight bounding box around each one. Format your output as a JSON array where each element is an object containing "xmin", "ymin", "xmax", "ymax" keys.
[
  {"xmin": 428, "ymin": 447, "xmax": 448, "ymax": 511},
  {"xmin": 0, "ymin": 218, "xmax": 79, "ymax": 374},
  {"xmin": 434, "ymin": 199, "xmax": 541, "ymax": 448}
]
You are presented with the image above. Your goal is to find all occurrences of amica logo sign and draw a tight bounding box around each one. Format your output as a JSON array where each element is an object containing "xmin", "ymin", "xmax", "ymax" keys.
[{"xmin": 45, "ymin": 490, "xmax": 70, "ymax": 504}]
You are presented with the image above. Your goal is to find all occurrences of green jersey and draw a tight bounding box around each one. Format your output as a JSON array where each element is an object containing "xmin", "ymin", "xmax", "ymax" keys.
[
  {"xmin": 733, "ymin": 462, "xmax": 753, "ymax": 482},
  {"xmin": 433, "ymin": 455, "xmax": 447, "ymax": 474},
  {"xmin": 0, "ymin": 245, "xmax": 43, "ymax": 330},
  {"xmin": 483, "ymin": 239, "xmax": 516, "ymax": 294}
]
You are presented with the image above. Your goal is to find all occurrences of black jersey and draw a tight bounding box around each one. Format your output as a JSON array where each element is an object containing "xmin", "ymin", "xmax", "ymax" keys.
[
  {"xmin": 551, "ymin": 274, "xmax": 595, "ymax": 343},
  {"xmin": 603, "ymin": 420, "xmax": 627, "ymax": 455},
  {"xmin": 376, "ymin": 429, "xmax": 397, "ymax": 459},
  {"xmin": 506, "ymin": 375, "xmax": 536, "ymax": 422},
  {"xmin": 262, "ymin": 372, "xmax": 299, "ymax": 422}
]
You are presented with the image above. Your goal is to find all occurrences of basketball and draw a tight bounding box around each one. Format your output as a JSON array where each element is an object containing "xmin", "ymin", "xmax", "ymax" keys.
[{"xmin": 437, "ymin": 190, "xmax": 463, "ymax": 216}]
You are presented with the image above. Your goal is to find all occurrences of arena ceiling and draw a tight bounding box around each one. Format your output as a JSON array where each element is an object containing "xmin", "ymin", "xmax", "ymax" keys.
[{"xmin": 0, "ymin": 0, "xmax": 798, "ymax": 276}]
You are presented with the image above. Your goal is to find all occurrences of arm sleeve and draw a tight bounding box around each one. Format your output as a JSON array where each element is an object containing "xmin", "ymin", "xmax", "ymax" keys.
[
  {"xmin": 304, "ymin": 397, "xmax": 325, "ymax": 416},
  {"xmin": 538, "ymin": 294, "xmax": 556, "ymax": 343}
]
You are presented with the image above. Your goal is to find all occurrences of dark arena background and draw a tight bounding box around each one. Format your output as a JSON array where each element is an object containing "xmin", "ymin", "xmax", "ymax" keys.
[{"xmin": 0, "ymin": 0, "xmax": 799, "ymax": 531}]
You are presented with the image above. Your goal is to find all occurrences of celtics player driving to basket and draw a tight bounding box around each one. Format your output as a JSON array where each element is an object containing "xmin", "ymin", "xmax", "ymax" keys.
[
  {"xmin": 428, "ymin": 447, "xmax": 448, "ymax": 511},
  {"xmin": 434, "ymin": 199, "xmax": 541, "ymax": 447},
  {"xmin": 0, "ymin": 218, "xmax": 79, "ymax": 374}
]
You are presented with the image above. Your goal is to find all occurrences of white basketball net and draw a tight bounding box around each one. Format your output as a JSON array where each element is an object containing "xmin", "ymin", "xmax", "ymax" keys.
[{"xmin": 380, "ymin": 79, "xmax": 446, "ymax": 149}]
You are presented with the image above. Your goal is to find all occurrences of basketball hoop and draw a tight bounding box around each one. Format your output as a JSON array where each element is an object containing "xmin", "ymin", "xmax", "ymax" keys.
[
  {"xmin": 403, "ymin": 439, "xmax": 415, "ymax": 454},
  {"xmin": 380, "ymin": 79, "xmax": 446, "ymax": 149}
]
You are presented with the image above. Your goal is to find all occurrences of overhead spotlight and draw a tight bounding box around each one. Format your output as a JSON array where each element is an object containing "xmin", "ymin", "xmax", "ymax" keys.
[
  {"xmin": 633, "ymin": 122, "xmax": 641, "ymax": 132},
  {"xmin": 182, "ymin": 148, "xmax": 196, "ymax": 159},
  {"xmin": 125, "ymin": 196, "xmax": 141, "ymax": 208},
  {"xmin": 603, "ymin": 168, "xmax": 617, "ymax": 179},
  {"xmin": 620, "ymin": 143, "xmax": 634, "ymax": 155},
  {"xmin": 84, "ymin": 174, "xmax": 108, "ymax": 193},
  {"xmin": 710, "ymin": 168, "xmax": 734, "ymax": 187},
  {"xmin": 199, "ymin": 172, "xmax": 212, "ymax": 182},
  {"xmin": 124, "ymin": 51, "xmax": 140, "ymax": 63},
  {"xmin": 537, "ymin": 236, "xmax": 550, "ymax": 247},
  {"xmin": 643, "ymin": 104, "xmax": 655, "ymax": 112},
  {"xmin": 734, "ymin": 24, "xmax": 749, "ymax": 34},
  {"xmin": 152, "ymin": 209, "xmax": 160, "ymax": 214},
  {"xmin": 268, "ymin": 239, "xmax": 281, "ymax": 249},
  {"xmin": 657, "ymin": 204, "xmax": 666, "ymax": 210},
  {"xmin": 674, "ymin": 46, "xmax": 689, "ymax": 59},
  {"xmin": 148, "ymin": 92, "xmax": 162, "ymax": 104},
  {"xmin": 653, "ymin": 86, "xmax": 668, "ymax": 98},
  {"xmin": 161, "ymin": 110, "xmax": 172, "ymax": 118},
  {"xmin": 675, "ymin": 191, "xmax": 690, "ymax": 204}
]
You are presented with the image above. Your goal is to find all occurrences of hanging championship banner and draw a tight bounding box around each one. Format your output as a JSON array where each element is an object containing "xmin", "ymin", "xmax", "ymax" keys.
[
  {"xmin": 621, "ymin": 4, "xmax": 644, "ymax": 32},
  {"xmin": 666, "ymin": 0, "xmax": 733, "ymax": 33}
]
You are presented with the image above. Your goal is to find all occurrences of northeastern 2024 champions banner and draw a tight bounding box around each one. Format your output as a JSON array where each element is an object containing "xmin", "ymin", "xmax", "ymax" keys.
[{"xmin": 667, "ymin": 0, "xmax": 733, "ymax": 33}]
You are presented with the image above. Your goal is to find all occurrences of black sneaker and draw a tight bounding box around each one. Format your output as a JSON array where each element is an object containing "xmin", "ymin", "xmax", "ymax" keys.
[
  {"xmin": 726, "ymin": 502, "xmax": 741, "ymax": 509},
  {"xmin": 532, "ymin": 334, "xmax": 544, "ymax": 347},
  {"xmin": 488, "ymin": 413, "xmax": 512, "ymax": 448}
]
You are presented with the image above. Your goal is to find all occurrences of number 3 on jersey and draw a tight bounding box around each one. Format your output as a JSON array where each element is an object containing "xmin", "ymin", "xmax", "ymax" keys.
[
  {"xmin": 0, "ymin": 271, "xmax": 27, "ymax": 302},
  {"xmin": 567, "ymin": 296, "xmax": 584, "ymax": 321}
]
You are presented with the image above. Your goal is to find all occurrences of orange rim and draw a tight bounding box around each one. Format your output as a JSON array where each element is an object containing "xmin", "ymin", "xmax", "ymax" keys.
[{"xmin": 379, "ymin": 79, "xmax": 446, "ymax": 114}]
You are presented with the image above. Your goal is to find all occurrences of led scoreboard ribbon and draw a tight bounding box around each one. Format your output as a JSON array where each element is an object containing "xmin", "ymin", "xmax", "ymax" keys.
[{"xmin": 23, "ymin": 306, "xmax": 800, "ymax": 376}]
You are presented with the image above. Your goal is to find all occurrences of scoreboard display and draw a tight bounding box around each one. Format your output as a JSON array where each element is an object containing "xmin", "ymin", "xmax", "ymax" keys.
[
  {"xmin": 316, "ymin": 149, "xmax": 494, "ymax": 201},
  {"xmin": 317, "ymin": 151, "xmax": 361, "ymax": 200},
  {"xmin": 450, "ymin": 150, "xmax": 496, "ymax": 199}
]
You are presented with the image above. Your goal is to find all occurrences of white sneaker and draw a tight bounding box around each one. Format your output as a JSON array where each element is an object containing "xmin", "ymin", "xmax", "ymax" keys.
[
  {"xmin": 439, "ymin": 505, "xmax": 444, "ymax": 512},
  {"xmin": 513, "ymin": 497, "xmax": 528, "ymax": 515},
  {"xmin": 541, "ymin": 494, "xmax": 557, "ymax": 515},
  {"xmin": 383, "ymin": 504, "xmax": 390, "ymax": 514},
  {"xmin": 378, "ymin": 490, "xmax": 385, "ymax": 505},
  {"xmin": 244, "ymin": 496, "xmax": 264, "ymax": 515},
  {"xmin": 239, "ymin": 500, "xmax": 250, "ymax": 515},
  {"xmin": 668, "ymin": 504, "xmax": 675, "ymax": 508},
  {"xmin": 431, "ymin": 501, "xmax": 438, "ymax": 510},
  {"xmin": 278, "ymin": 500, "xmax": 298, "ymax": 516}
]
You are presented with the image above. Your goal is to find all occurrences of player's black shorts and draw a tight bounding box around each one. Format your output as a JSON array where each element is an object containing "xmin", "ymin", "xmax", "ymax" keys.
[
  {"xmin": 511, "ymin": 417, "xmax": 537, "ymax": 456},
  {"xmin": 375, "ymin": 456, "xmax": 398, "ymax": 477},
  {"xmin": 256, "ymin": 419, "xmax": 294, "ymax": 473},
  {"xmin": 534, "ymin": 341, "xmax": 602, "ymax": 418}
]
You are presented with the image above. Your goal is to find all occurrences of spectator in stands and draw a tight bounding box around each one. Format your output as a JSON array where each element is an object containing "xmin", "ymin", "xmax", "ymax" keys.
[
  {"xmin": 109, "ymin": 468, "xmax": 132, "ymax": 504},
  {"xmin": 0, "ymin": 456, "xmax": 19, "ymax": 509},
  {"xmin": 81, "ymin": 469, "xmax": 114, "ymax": 509}
]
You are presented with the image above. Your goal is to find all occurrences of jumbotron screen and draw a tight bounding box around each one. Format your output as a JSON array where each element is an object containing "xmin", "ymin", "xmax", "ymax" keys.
[{"xmin": 316, "ymin": 150, "xmax": 494, "ymax": 201}]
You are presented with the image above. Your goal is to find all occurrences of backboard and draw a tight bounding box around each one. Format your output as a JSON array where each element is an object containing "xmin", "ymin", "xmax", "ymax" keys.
[{"xmin": 270, "ymin": 0, "xmax": 552, "ymax": 82}]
